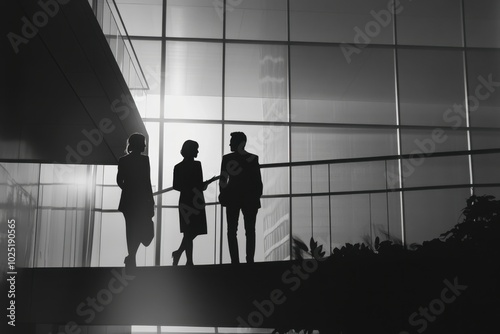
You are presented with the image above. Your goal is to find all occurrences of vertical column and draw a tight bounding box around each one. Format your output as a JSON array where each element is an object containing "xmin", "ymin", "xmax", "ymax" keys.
[
  {"xmin": 392, "ymin": 1, "xmax": 406, "ymax": 247},
  {"xmin": 155, "ymin": 0, "xmax": 168, "ymax": 266},
  {"xmin": 460, "ymin": 0, "xmax": 475, "ymax": 195}
]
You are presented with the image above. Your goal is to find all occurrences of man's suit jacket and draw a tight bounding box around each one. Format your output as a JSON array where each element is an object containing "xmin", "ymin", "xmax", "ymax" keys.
[
  {"xmin": 219, "ymin": 151, "xmax": 263, "ymax": 209},
  {"xmin": 117, "ymin": 152, "xmax": 154, "ymax": 217}
]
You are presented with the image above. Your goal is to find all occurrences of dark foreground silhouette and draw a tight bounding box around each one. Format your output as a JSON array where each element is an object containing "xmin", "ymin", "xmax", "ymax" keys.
[
  {"xmin": 172, "ymin": 140, "xmax": 216, "ymax": 266},
  {"xmin": 219, "ymin": 132, "xmax": 263, "ymax": 264},
  {"xmin": 117, "ymin": 133, "xmax": 155, "ymax": 268},
  {"xmin": 273, "ymin": 194, "xmax": 500, "ymax": 334}
]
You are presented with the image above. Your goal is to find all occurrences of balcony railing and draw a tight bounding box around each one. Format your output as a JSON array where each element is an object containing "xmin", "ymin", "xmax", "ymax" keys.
[
  {"xmin": 152, "ymin": 148, "xmax": 500, "ymax": 264},
  {"xmin": 5, "ymin": 148, "xmax": 500, "ymax": 268},
  {"xmin": 89, "ymin": 0, "xmax": 149, "ymax": 90}
]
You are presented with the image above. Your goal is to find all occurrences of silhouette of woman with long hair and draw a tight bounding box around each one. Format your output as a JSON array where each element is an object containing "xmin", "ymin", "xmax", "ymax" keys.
[
  {"xmin": 172, "ymin": 140, "xmax": 214, "ymax": 266},
  {"xmin": 117, "ymin": 133, "xmax": 155, "ymax": 268}
]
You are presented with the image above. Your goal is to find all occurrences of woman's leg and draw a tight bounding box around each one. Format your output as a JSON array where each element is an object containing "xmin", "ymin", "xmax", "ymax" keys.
[
  {"xmin": 124, "ymin": 212, "xmax": 140, "ymax": 267},
  {"xmin": 185, "ymin": 232, "xmax": 195, "ymax": 266},
  {"xmin": 172, "ymin": 236, "xmax": 185, "ymax": 266}
]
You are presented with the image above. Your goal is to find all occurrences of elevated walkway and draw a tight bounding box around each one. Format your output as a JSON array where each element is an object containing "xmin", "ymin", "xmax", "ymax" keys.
[
  {"xmin": 14, "ymin": 252, "xmax": 499, "ymax": 333},
  {"xmin": 17, "ymin": 261, "xmax": 324, "ymax": 329}
]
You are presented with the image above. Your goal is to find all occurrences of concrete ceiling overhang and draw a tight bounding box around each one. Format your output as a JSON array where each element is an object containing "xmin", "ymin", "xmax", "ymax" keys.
[{"xmin": 1, "ymin": 0, "xmax": 148, "ymax": 165}]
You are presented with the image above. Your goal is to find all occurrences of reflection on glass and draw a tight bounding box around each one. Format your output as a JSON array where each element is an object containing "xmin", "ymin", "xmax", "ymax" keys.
[
  {"xmin": 225, "ymin": 43, "xmax": 288, "ymax": 122},
  {"xmin": 226, "ymin": 0, "xmax": 287, "ymax": 40},
  {"xmin": 115, "ymin": 0, "xmax": 163, "ymax": 37},
  {"xmin": 165, "ymin": 42, "xmax": 223, "ymax": 120},
  {"xmin": 291, "ymin": 45, "xmax": 396, "ymax": 125},
  {"xmin": 131, "ymin": 40, "xmax": 162, "ymax": 118},
  {"xmin": 166, "ymin": 0, "xmax": 223, "ymax": 38},
  {"xmin": 35, "ymin": 165, "xmax": 97, "ymax": 267},
  {"xmin": 0, "ymin": 163, "xmax": 40, "ymax": 268},
  {"xmin": 262, "ymin": 197, "xmax": 290, "ymax": 261}
]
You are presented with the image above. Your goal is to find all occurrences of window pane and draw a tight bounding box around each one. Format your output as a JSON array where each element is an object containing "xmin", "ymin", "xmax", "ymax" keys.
[
  {"xmin": 165, "ymin": 42, "xmax": 223, "ymax": 120},
  {"xmin": 262, "ymin": 197, "xmax": 290, "ymax": 261},
  {"xmin": 312, "ymin": 196, "xmax": 330, "ymax": 255},
  {"xmin": 471, "ymin": 129, "xmax": 500, "ymax": 150},
  {"xmin": 291, "ymin": 127, "xmax": 398, "ymax": 161},
  {"xmin": 404, "ymin": 189, "xmax": 470, "ymax": 245},
  {"xmin": 292, "ymin": 165, "xmax": 312, "ymax": 194},
  {"xmin": 291, "ymin": 196, "xmax": 312, "ymax": 247},
  {"xmin": 397, "ymin": 0, "xmax": 463, "ymax": 46},
  {"xmin": 115, "ymin": 0, "xmax": 163, "ymax": 37},
  {"xmin": 398, "ymin": 49, "xmax": 465, "ymax": 126},
  {"xmin": 225, "ymin": 44, "xmax": 288, "ymax": 122},
  {"xmin": 330, "ymin": 193, "xmax": 401, "ymax": 248},
  {"xmin": 145, "ymin": 122, "xmax": 160, "ymax": 193},
  {"xmin": 402, "ymin": 156, "xmax": 471, "ymax": 188},
  {"xmin": 226, "ymin": 0, "xmax": 287, "ymax": 40},
  {"xmin": 101, "ymin": 185, "xmax": 121, "ymax": 209},
  {"xmin": 465, "ymin": 0, "xmax": 500, "ymax": 48},
  {"xmin": 223, "ymin": 124, "xmax": 289, "ymax": 164},
  {"xmin": 132, "ymin": 40, "xmax": 162, "ymax": 118},
  {"xmin": 290, "ymin": 0, "xmax": 394, "ymax": 44},
  {"xmin": 466, "ymin": 50, "xmax": 500, "ymax": 128},
  {"xmin": 262, "ymin": 166, "xmax": 289, "ymax": 196},
  {"xmin": 473, "ymin": 153, "xmax": 500, "ymax": 184},
  {"xmin": 166, "ymin": 0, "xmax": 223, "ymax": 38},
  {"xmin": 330, "ymin": 161, "xmax": 392, "ymax": 192},
  {"xmin": 290, "ymin": 45, "xmax": 396, "ymax": 125},
  {"xmin": 401, "ymin": 129, "xmax": 469, "ymax": 154}
]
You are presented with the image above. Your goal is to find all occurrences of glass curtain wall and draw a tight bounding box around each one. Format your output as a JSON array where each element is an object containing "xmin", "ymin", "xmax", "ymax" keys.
[{"xmin": 85, "ymin": 0, "xmax": 500, "ymax": 267}]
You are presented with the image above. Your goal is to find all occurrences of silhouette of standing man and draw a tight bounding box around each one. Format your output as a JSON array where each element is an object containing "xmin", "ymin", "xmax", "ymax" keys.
[{"xmin": 219, "ymin": 132, "xmax": 263, "ymax": 264}]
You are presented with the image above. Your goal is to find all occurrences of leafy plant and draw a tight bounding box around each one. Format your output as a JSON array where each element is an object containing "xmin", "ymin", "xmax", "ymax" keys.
[{"xmin": 292, "ymin": 237, "xmax": 325, "ymax": 260}]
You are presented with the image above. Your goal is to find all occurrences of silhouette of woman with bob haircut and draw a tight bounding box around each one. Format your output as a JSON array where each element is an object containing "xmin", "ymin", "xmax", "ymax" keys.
[
  {"xmin": 117, "ymin": 133, "xmax": 155, "ymax": 268},
  {"xmin": 172, "ymin": 140, "xmax": 215, "ymax": 266}
]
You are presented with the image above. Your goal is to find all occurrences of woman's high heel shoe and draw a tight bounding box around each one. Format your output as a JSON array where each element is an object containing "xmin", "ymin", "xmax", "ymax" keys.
[{"xmin": 172, "ymin": 250, "xmax": 181, "ymax": 266}]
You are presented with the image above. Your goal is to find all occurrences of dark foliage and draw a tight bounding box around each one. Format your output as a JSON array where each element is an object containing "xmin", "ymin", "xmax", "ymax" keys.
[{"xmin": 273, "ymin": 195, "xmax": 500, "ymax": 334}]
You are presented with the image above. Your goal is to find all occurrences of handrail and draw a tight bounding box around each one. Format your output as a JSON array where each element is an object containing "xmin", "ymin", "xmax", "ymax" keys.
[
  {"xmin": 109, "ymin": 0, "xmax": 149, "ymax": 90},
  {"xmin": 152, "ymin": 148, "xmax": 500, "ymax": 196},
  {"xmin": 261, "ymin": 147, "xmax": 500, "ymax": 169},
  {"xmin": 91, "ymin": 0, "xmax": 149, "ymax": 90}
]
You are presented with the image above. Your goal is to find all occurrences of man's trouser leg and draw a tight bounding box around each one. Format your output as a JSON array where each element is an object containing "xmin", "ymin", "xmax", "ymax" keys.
[
  {"xmin": 226, "ymin": 205, "xmax": 240, "ymax": 264},
  {"xmin": 242, "ymin": 206, "xmax": 257, "ymax": 263}
]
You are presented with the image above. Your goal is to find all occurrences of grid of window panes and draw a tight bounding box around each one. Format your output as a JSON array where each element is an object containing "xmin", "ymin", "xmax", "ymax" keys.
[{"xmin": 93, "ymin": 0, "xmax": 500, "ymax": 270}]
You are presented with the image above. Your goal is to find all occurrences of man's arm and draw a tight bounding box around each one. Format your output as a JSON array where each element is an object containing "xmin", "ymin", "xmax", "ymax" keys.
[
  {"xmin": 219, "ymin": 155, "xmax": 228, "ymax": 191},
  {"xmin": 254, "ymin": 156, "xmax": 263, "ymax": 197}
]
